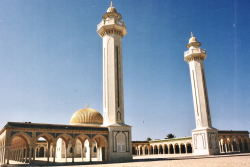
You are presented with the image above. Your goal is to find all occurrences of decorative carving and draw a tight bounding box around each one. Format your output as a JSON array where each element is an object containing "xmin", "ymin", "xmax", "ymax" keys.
[
  {"xmin": 101, "ymin": 29, "xmax": 123, "ymax": 38},
  {"xmin": 113, "ymin": 131, "xmax": 130, "ymax": 152},
  {"xmin": 187, "ymin": 57, "xmax": 204, "ymax": 62},
  {"xmin": 197, "ymin": 119, "xmax": 201, "ymax": 125},
  {"xmin": 10, "ymin": 131, "xmax": 19, "ymax": 137},
  {"xmin": 26, "ymin": 132, "xmax": 32, "ymax": 138},
  {"xmin": 49, "ymin": 133, "xmax": 56, "ymax": 138},
  {"xmin": 194, "ymin": 133, "xmax": 206, "ymax": 149},
  {"xmin": 36, "ymin": 132, "xmax": 44, "ymax": 137}
]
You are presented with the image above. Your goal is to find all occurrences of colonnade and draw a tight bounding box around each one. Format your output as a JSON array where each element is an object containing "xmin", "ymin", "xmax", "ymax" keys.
[
  {"xmin": 0, "ymin": 132, "xmax": 109, "ymax": 165},
  {"xmin": 133, "ymin": 143, "xmax": 193, "ymax": 156},
  {"xmin": 4, "ymin": 143, "xmax": 108, "ymax": 164},
  {"xmin": 219, "ymin": 137, "xmax": 249, "ymax": 153},
  {"xmin": 0, "ymin": 146, "xmax": 6, "ymax": 164}
]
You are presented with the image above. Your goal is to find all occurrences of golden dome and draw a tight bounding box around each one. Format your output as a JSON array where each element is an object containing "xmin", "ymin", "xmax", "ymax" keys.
[
  {"xmin": 70, "ymin": 104, "xmax": 103, "ymax": 126},
  {"xmin": 107, "ymin": 1, "xmax": 117, "ymax": 13},
  {"xmin": 189, "ymin": 32, "xmax": 198, "ymax": 43}
]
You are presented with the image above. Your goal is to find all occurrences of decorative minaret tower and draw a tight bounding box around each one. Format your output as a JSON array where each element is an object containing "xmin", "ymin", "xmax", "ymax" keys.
[
  {"xmin": 97, "ymin": 1, "xmax": 126, "ymax": 126},
  {"xmin": 184, "ymin": 33, "xmax": 220, "ymax": 155},
  {"xmin": 97, "ymin": 2, "xmax": 132, "ymax": 162}
]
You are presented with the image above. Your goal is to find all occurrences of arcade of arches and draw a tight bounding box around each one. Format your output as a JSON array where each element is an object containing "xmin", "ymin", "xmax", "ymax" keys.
[
  {"xmin": 0, "ymin": 122, "xmax": 109, "ymax": 165},
  {"xmin": 132, "ymin": 131, "xmax": 250, "ymax": 156}
]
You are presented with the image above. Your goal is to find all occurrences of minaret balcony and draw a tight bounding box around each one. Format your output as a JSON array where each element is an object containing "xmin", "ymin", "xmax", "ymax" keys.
[
  {"xmin": 97, "ymin": 20, "xmax": 127, "ymax": 37},
  {"xmin": 184, "ymin": 48, "xmax": 207, "ymax": 62}
]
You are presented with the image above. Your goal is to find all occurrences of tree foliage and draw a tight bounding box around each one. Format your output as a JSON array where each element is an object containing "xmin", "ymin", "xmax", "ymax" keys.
[
  {"xmin": 147, "ymin": 137, "xmax": 152, "ymax": 141},
  {"xmin": 166, "ymin": 133, "xmax": 176, "ymax": 139}
]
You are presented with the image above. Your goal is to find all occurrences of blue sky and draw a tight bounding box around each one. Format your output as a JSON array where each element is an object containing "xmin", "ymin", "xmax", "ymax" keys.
[{"xmin": 0, "ymin": 0, "xmax": 249, "ymax": 141}]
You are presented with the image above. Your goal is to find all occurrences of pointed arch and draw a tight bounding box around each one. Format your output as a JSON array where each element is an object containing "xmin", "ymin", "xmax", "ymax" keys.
[
  {"xmin": 54, "ymin": 133, "xmax": 73, "ymax": 145},
  {"xmin": 75, "ymin": 134, "xmax": 92, "ymax": 145},
  {"xmin": 9, "ymin": 132, "xmax": 31, "ymax": 146},
  {"xmin": 92, "ymin": 134, "xmax": 108, "ymax": 147},
  {"xmin": 35, "ymin": 132, "xmax": 55, "ymax": 143}
]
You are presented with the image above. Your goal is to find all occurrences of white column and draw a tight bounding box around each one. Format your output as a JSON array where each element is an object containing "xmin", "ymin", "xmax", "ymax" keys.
[
  {"xmin": 64, "ymin": 146, "xmax": 68, "ymax": 162},
  {"xmin": 21, "ymin": 148, "xmax": 24, "ymax": 163},
  {"xmin": 18, "ymin": 149, "xmax": 21, "ymax": 161},
  {"xmin": 0, "ymin": 148, "xmax": 2, "ymax": 163},
  {"xmin": 25, "ymin": 148, "xmax": 28, "ymax": 163},
  {"xmin": 29, "ymin": 147, "xmax": 32, "ymax": 164},
  {"xmin": 6, "ymin": 147, "xmax": 10, "ymax": 164},
  {"xmin": 81, "ymin": 146, "xmax": 84, "ymax": 162},
  {"xmin": 89, "ymin": 145, "xmax": 92, "ymax": 162},
  {"xmin": 105, "ymin": 146, "xmax": 108, "ymax": 161},
  {"xmin": 32, "ymin": 147, "xmax": 35, "ymax": 162},
  {"xmin": 2, "ymin": 147, "xmax": 6, "ymax": 164},
  {"xmin": 53, "ymin": 147, "xmax": 56, "ymax": 163},
  {"xmin": 96, "ymin": 147, "xmax": 99, "ymax": 161},
  {"xmin": 47, "ymin": 144, "xmax": 50, "ymax": 163}
]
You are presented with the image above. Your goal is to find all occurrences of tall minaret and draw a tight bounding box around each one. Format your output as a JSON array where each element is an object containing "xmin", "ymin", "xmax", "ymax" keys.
[
  {"xmin": 97, "ymin": 1, "xmax": 127, "ymax": 126},
  {"xmin": 184, "ymin": 33, "xmax": 220, "ymax": 155},
  {"xmin": 97, "ymin": 2, "xmax": 132, "ymax": 161}
]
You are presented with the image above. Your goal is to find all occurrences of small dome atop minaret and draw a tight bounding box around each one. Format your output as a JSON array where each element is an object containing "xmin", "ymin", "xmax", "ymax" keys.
[
  {"xmin": 107, "ymin": 1, "xmax": 117, "ymax": 13},
  {"xmin": 189, "ymin": 32, "xmax": 198, "ymax": 43},
  {"xmin": 187, "ymin": 32, "xmax": 201, "ymax": 48}
]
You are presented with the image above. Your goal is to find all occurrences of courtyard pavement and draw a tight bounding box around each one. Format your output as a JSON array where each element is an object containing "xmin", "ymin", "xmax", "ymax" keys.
[{"xmin": 2, "ymin": 152, "xmax": 250, "ymax": 167}]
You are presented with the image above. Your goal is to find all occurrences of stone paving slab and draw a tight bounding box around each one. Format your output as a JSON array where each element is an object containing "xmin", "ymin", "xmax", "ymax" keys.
[{"xmin": 2, "ymin": 153, "xmax": 250, "ymax": 167}]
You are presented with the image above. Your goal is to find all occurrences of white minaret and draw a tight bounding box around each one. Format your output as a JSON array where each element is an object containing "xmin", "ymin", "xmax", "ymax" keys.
[
  {"xmin": 97, "ymin": 1, "xmax": 126, "ymax": 126},
  {"xmin": 184, "ymin": 33, "xmax": 220, "ymax": 155},
  {"xmin": 97, "ymin": 2, "xmax": 132, "ymax": 162}
]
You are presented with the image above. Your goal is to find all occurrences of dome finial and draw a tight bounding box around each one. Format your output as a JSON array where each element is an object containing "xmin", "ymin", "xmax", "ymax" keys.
[
  {"xmin": 107, "ymin": 1, "xmax": 117, "ymax": 13},
  {"xmin": 87, "ymin": 102, "xmax": 89, "ymax": 108},
  {"xmin": 191, "ymin": 31, "xmax": 193, "ymax": 37}
]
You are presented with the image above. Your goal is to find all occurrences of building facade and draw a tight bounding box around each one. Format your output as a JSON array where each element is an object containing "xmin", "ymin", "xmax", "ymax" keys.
[{"xmin": 132, "ymin": 131, "xmax": 249, "ymax": 156}]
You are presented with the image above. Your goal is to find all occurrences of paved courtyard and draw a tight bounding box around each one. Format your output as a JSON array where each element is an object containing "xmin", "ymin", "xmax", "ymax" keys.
[{"xmin": 3, "ymin": 153, "xmax": 250, "ymax": 167}]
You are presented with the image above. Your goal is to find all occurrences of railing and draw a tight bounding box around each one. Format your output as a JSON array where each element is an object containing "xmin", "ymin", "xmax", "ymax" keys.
[
  {"xmin": 97, "ymin": 20, "xmax": 125, "ymax": 30},
  {"xmin": 97, "ymin": 21, "xmax": 104, "ymax": 30},
  {"xmin": 201, "ymin": 49, "xmax": 206, "ymax": 53},
  {"xmin": 116, "ymin": 21, "xmax": 124, "ymax": 26},
  {"xmin": 184, "ymin": 48, "xmax": 206, "ymax": 57}
]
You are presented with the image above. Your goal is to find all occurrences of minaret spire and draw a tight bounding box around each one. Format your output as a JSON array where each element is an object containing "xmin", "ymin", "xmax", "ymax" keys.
[
  {"xmin": 111, "ymin": 1, "xmax": 113, "ymax": 7},
  {"xmin": 86, "ymin": 102, "xmax": 89, "ymax": 108}
]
